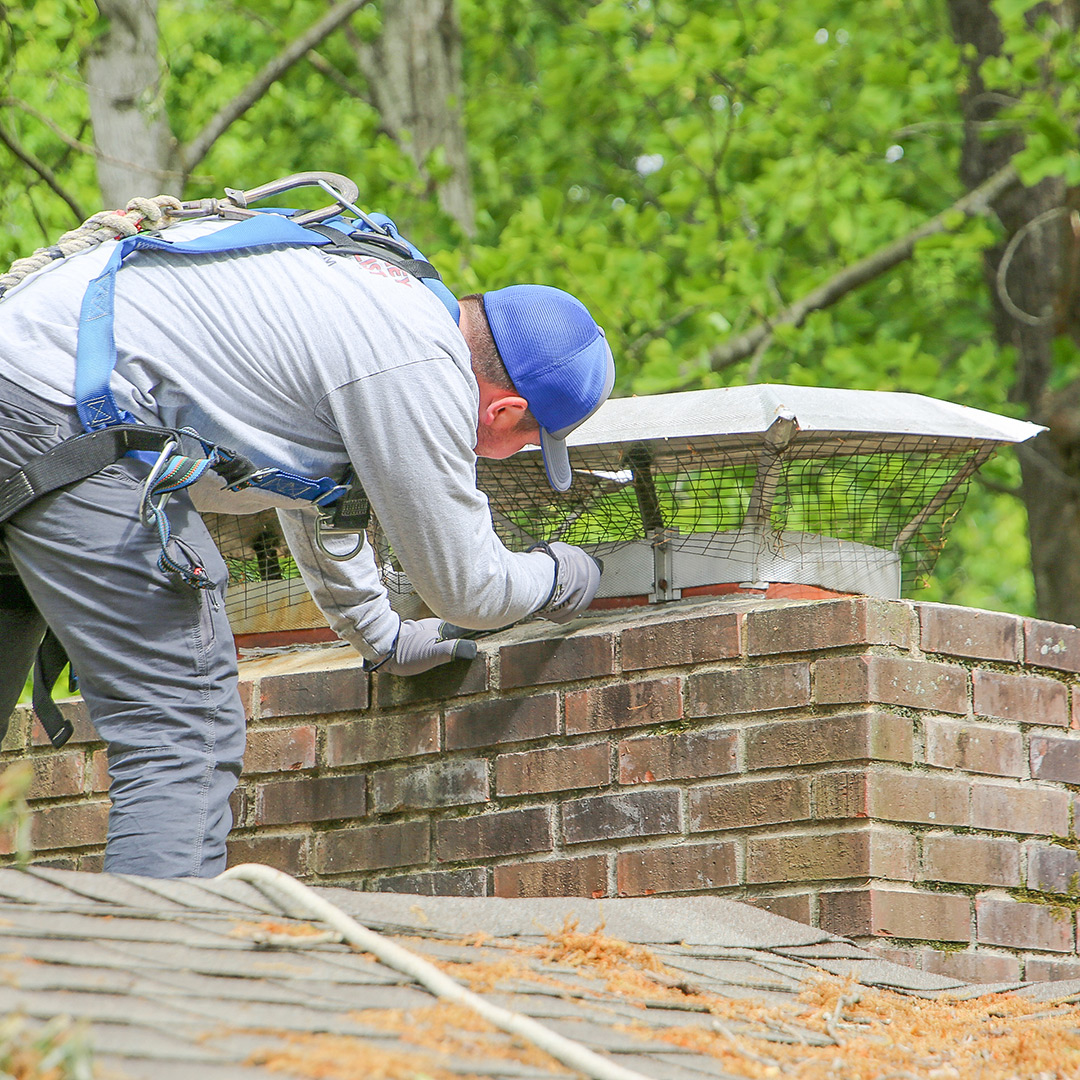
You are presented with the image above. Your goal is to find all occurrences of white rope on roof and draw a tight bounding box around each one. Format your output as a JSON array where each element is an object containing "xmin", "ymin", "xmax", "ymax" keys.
[{"xmin": 219, "ymin": 862, "xmax": 654, "ymax": 1080}]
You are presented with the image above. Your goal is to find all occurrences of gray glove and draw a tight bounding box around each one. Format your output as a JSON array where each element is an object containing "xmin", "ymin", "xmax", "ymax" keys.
[
  {"xmin": 533, "ymin": 541, "xmax": 603, "ymax": 623},
  {"xmin": 375, "ymin": 619, "xmax": 479, "ymax": 676}
]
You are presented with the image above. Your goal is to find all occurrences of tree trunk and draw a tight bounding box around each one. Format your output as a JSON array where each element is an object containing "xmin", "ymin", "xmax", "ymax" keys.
[
  {"xmin": 84, "ymin": 0, "xmax": 179, "ymax": 206},
  {"xmin": 948, "ymin": 0, "xmax": 1080, "ymax": 624},
  {"xmin": 354, "ymin": 0, "xmax": 475, "ymax": 235}
]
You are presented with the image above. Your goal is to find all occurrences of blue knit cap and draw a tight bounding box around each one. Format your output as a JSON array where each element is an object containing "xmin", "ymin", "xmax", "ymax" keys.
[{"xmin": 482, "ymin": 284, "xmax": 615, "ymax": 491}]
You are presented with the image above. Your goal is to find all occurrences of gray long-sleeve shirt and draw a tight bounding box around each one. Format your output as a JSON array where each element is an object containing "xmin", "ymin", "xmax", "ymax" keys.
[{"xmin": 0, "ymin": 217, "xmax": 554, "ymax": 659}]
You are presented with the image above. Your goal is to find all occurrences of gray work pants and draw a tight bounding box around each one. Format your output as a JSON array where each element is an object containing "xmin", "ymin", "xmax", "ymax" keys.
[{"xmin": 0, "ymin": 376, "xmax": 244, "ymax": 877}]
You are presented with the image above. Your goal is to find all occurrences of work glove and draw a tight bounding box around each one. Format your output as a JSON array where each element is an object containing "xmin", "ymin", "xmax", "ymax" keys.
[
  {"xmin": 374, "ymin": 618, "xmax": 479, "ymax": 676},
  {"xmin": 532, "ymin": 541, "xmax": 603, "ymax": 623}
]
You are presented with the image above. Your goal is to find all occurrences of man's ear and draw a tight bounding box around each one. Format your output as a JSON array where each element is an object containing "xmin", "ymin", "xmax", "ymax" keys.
[{"xmin": 479, "ymin": 386, "xmax": 530, "ymax": 431}]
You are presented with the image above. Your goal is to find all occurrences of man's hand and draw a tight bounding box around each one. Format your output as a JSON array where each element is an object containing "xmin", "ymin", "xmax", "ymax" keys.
[
  {"xmin": 377, "ymin": 618, "xmax": 479, "ymax": 676},
  {"xmin": 533, "ymin": 541, "xmax": 603, "ymax": 623}
]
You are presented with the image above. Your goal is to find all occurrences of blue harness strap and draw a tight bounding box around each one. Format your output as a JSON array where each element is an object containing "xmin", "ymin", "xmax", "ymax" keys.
[
  {"xmin": 72, "ymin": 208, "xmax": 460, "ymax": 585},
  {"xmin": 76, "ymin": 214, "xmax": 334, "ymax": 432}
]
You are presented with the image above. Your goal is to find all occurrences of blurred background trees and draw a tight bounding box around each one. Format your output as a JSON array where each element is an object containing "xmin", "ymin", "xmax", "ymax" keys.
[{"xmin": 2, "ymin": 0, "xmax": 1079, "ymax": 620}]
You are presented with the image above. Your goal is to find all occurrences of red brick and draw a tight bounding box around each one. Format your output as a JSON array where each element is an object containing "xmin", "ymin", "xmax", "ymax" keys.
[
  {"xmin": 813, "ymin": 655, "xmax": 968, "ymax": 715},
  {"xmin": 26, "ymin": 752, "xmax": 84, "ymax": 800},
  {"xmin": 496, "ymin": 743, "xmax": 609, "ymax": 796},
  {"xmin": 621, "ymin": 612, "xmax": 740, "ymax": 671},
  {"xmin": 226, "ymin": 833, "xmax": 308, "ymax": 876},
  {"xmin": 76, "ymin": 853, "xmax": 104, "ymax": 872},
  {"xmin": 374, "ymin": 653, "xmax": 489, "ymax": 707},
  {"xmin": 973, "ymin": 669, "xmax": 1067, "ymax": 726},
  {"xmin": 745, "ymin": 711, "xmax": 913, "ymax": 770},
  {"xmin": 617, "ymin": 842, "xmax": 737, "ymax": 896},
  {"xmin": 315, "ymin": 820, "xmax": 429, "ymax": 873},
  {"xmin": 1, "ymin": 708, "xmax": 28, "ymax": 753},
  {"xmin": 1025, "ymin": 618, "xmax": 1080, "ymax": 674},
  {"xmin": 686, "ymin": 664, "xmax": 810, "ymax": 718},
  {"xmin": 445, "ymin": 694, "xmax": 559, "ymax": 751},
  {"xmin": 30, "ymin": 699, "xmax": 97, "ymax": 747},
  {"xmin": 499, "ymin": 632, "xmax": 615, "ymax": 690},
  {"xmin": 89, "ymin": 750, "xmax": 110, "ymax": 794},
  {"xmin": 918, "ymin": 604, "xmax": 1022, "ymax": 662},
  {"xmin": 255, "ymin": 774, "xmax": 366, "ymax": 825},
  {"xmin": 619, "ymin": 729, "xmax": 737, "ymax": 784},
  {"xmin": 436, "ymin": 807, "xmax": 552, "ymax": 862},
  {"xmin": 812, "ymin": 770, "xmax": 868, "ymax": 821},
  {"xmin": 1025, "ymin": 842, "xmax": 1080, "ymax": 895},
  {"xmin": 28, "ymin": 857, "xmax": 77, "ymax": 871},
  {"xmin": 976, "ymin": 896, "xmax": 1074, "ymax": 953},
  {"xmin": 745, "ymin": 894, "xmax": 813, "ymax": 925},
  {"xmin": 819, "ymin": 887, "xmax": 971, "ymax": 941},
  {"xmin": 373, "ymin": 868, "xmax": 489, "ymax": 896},
  {"xmin": 371, "ymin": 759, "xmax": 488, "ymax": 813},
  {"xmin": 237, "ymin": 679, "xmax": 255, "ymax": 720},
  {"xmin": 495, "ymin": 856, "xmax": 608, "ymax": 898},
  {"xmin": 924, "ymin": 718, "xmax": 1024, "ymax": 777},
  {"xmin": 565, "ymin": 678, "xmax": 682, "ymax": 735},
  {"xmin": 562, "ymin": 789, "xmax": 681, "ymax": 845},
  {"xmin": 689, "ymin": 777, "xmax": 810, "ymax": 832},
  {"xmin": 924, "ymin": 949, "xmax": 1021, "ymax": 984},
  {"xmin": 746, "ymin": 829, "xmax": 915, "ymax": 885},
  {"xmin": 1024, "ymin": 957, "xmax": 1080, "ymax": 981},
  {"xmin": 747, "ymin": 598, "xmax": 913, "ymax": 656},
  {"xmin": 921, "ymin": 834, "xmax": 1020, "ymax": 887},
  {"xmin": 229, "ymin": 786, "xmax": 248, "ymax": 829},
  {"xmin": 326, "ymin": 713, "xmax": 438, "ymax": 766},
  {"xmin": 971, "ymin": 782, "xmax": 1070, "ymax": 837},
  {"xmin": 244, "ymin": 726, "xmax": 316, "ymax": 773},
  {"xmin": 259, "ymin": 666, "xmax": 368, "ymax": 718},
  {"xmin": 865, "ymin": 771, "xmax": 970, "ymax": 827},
  {"xmin": 29, "ymin": 801, "xmax": 109, "ymax": 851},
  {"xmin": 1030, "ymin": 734, "xmax": 1080, "ymax": 784}
]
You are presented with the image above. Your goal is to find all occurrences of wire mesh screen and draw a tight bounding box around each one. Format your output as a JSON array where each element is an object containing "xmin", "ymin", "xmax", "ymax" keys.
[
  {"xmin": 207, "ymin": 432, "xmax": 991, "ymax": 635},
  {"xmin": 204, "ymin": 512, "xmax": 320, "ymax": 636},
  {"xmin": 473, "ymin": 434, "xmax": 987, "ymax": 598}
]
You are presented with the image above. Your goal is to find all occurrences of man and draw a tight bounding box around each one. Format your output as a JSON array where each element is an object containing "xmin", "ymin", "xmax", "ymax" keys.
[{"xmin": 0, "ymin": 203, "xmax": 614, "ymax": 878}]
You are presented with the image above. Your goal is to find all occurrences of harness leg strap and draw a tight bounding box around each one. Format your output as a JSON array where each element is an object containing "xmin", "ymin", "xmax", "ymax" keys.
[
  {"xmin": 0, "ymin": 573, "xmax": 47, "ymax": 744},
  {"xmin": 32, "ymin": 628, "xmax": 75, "ymax": 748}
]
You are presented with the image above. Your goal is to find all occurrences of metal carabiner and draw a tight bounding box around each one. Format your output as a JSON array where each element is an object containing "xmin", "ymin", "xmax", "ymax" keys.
[
  {"xmin": 223, "ymin": 172, "xmax": 362, "ymax": 226},
  {"xmin": 138, "ymin": 438, "xmax": 178, "ymax": 527},
  {"xmin": 314, "ymin": 513, "xmax": 366, "ymax": 562}
]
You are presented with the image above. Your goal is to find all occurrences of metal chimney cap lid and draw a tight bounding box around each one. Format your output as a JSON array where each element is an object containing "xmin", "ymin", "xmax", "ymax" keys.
[{"xmin": 531, "ymin": 384, "xmax": 1047, "ymax": 449}]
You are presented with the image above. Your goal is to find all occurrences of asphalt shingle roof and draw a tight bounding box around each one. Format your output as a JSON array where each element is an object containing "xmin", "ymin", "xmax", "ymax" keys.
[{"xmin": 0, "ymin": 865, "xmax": 1077, "ymax": 1079}]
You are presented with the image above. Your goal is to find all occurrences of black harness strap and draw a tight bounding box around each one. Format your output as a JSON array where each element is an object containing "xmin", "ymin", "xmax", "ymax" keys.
[
  {"xmin": 303, "ymin": 224, "xmax": 443, "ymax": 282},
  {"xmin": 0, "ymin": 424, "xmax": 189, "ymax": 748},
  {"xmin": 0, "ymin": 423, "xmax": 185, "ymax": 526},
  {"xmin": 32, "ymin": 629, "xmax": 74, "ymax": 748}
]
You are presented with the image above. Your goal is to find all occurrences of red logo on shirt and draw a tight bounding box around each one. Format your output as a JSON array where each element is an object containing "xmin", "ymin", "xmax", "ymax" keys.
[{"xmin": 354, "ymin": 256, "xmax": 413, "ymax": 286}]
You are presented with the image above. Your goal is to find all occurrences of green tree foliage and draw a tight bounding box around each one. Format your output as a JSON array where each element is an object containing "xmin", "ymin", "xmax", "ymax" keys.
[{"xmin": 3, "ymin": 0, "xmax": 1077, "ymax": 616}]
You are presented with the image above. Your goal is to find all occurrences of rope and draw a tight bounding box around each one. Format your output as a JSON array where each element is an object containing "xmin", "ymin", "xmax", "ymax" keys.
[
  {"xmin": 218, "ymin": 862, "xmax": 654, "ymax": 1080},
  {"xmin": 0, "ymin": 194, "xmax": 184, "ymax": 299}
]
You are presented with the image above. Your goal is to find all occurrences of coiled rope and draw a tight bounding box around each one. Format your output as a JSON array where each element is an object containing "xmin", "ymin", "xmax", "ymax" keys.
[
  {"xmin": 0, "ymin": 194, "xmax": 183, "ymax": 299},
  {"xmin": 219, "ymin": 862, "xmax": 653, "ymax": 1080}
]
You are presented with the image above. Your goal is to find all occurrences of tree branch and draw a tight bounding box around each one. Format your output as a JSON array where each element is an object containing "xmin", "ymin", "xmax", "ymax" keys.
[
  {"xmin": 183, "ymin": 0, "xmax": 370, "ymax": 172},
  {"xmin": 0, "ymin": 125, "xmax": 84, "ymax": 221},
  {"xmin": 0, "ymin": 97, "xmax": 97, "ymax": 156},
  {"xmin": 705, "ymin": 160, "xmax": 1021, "ymax": 374}
]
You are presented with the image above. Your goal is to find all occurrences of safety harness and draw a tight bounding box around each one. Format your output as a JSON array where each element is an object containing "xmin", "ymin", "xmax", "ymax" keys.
[{"xmin": 0, "ymin": 172, "xmax": 459, "ymax": 745}]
